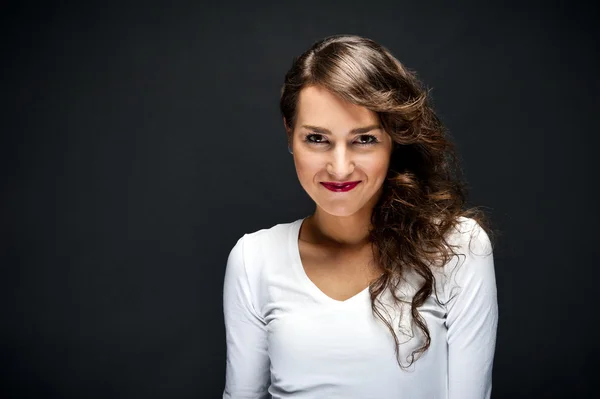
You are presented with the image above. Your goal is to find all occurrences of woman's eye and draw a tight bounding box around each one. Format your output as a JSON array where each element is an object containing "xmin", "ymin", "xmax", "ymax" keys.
[
  {"xmin": 306, "ymin": 134, "xmax": 327, "ymax": 144},
  {"xmin": 304, "ymin": 134, "xmax": 379, "ymax": 146},
  {"xmin": 356, "ymin": 135, "xmax": 378, "ymax": 145}
]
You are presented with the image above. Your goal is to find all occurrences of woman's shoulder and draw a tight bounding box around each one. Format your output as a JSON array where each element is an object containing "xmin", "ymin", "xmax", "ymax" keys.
[
  {"xmin": 229, "ymin": 217, "xmax": 304, "ymax": 262},
  {"xmin": 225, "ymin": 218, "xmax": 304, "ymax": 298},
  {"xmin": 446, "ymin": 216, "xmax": 492, "ymax": 256},
  {"xmin": 240, "ymin": 217, "xmax": 302, "ymax": 247},
  {"xmin": 436, "ymin": 216, "xmax": 495, "ymax": 297},
  {"xmin": 244, "ymin": 218, "xmax": 300, "ymax": 239}
]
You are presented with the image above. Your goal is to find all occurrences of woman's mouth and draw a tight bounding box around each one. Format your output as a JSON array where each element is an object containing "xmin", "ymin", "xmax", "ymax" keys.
[{"xmin": 320, "ymin": 181, "xmax": 361, "ymax": 192}]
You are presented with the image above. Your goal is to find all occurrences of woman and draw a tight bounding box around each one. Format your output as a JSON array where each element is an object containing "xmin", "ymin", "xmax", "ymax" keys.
[{"xmin": 223, "ymin": 34, "xmax": 498, "ymax": 399}]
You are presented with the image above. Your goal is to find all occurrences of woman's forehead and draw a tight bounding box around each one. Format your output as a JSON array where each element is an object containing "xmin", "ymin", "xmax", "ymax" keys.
[{"xmin": 296, "ymin": 86, "xmax": 380, "ymax": 129}]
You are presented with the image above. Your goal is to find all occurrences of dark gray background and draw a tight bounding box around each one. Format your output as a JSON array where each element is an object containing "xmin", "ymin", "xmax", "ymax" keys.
[{"xmin": 1, "ymin": 1, "xmax": 597, "ymax": 398}]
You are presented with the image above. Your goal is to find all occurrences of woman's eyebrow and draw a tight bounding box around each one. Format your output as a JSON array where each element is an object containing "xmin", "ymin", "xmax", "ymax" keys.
[{"xmin": 301, "ymin": 124, "xmax": 382, "ymax": 135}]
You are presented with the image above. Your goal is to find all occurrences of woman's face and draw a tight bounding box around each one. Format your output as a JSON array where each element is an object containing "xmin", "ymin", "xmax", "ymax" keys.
[{"xmin": 286, "ymin": 85, "xmax": 394, "ymax": 217}]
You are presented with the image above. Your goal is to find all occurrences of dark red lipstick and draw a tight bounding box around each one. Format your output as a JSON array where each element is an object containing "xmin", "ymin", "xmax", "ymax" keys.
[{"xmin": 320, "ymin": 181, "xmax": 361, "ymax": 192}]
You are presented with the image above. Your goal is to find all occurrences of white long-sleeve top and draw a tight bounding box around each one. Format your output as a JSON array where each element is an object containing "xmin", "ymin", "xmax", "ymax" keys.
[{"xmin": 223, "ymin": 216, "xmax": 498, "ymax": 399}]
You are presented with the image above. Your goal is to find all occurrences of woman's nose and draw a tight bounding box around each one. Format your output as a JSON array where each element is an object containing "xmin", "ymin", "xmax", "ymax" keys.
[{"xmin": 326, "ymin": 147, "xmax": 355, "ymax": 178}]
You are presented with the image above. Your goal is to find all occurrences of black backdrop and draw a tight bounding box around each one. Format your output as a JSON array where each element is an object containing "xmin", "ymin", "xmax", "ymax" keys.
[{"xmin": 1, "ymin": 1, "xmax": 597, "ymax": 398}]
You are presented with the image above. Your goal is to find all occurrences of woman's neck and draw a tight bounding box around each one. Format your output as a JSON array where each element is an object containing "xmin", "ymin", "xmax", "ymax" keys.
[{"xmin": 305, "ymin": 207, "xmax": 373, "ymax": 249}]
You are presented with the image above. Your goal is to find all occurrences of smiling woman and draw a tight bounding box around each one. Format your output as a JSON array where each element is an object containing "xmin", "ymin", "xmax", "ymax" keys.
[{"xmin": 223, "ymin": 34, "xmax": 498, "ymax": 399}]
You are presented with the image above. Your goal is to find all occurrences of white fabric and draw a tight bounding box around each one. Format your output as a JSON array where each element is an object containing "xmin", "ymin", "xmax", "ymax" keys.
[{"xmin": 223, "ymin": 216, "xmax": 498, "ymax": 399}]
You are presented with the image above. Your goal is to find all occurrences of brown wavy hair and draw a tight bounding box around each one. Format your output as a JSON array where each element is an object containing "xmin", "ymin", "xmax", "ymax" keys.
[{"xmin": 279, "ymin": 34, "xmax": 497, "ymax": 369}]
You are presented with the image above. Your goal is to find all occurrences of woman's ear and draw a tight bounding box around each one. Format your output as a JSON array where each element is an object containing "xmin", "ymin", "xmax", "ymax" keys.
[{"xmin": 283, "ymin": 117, "xmax": 292, "ymax": 138}]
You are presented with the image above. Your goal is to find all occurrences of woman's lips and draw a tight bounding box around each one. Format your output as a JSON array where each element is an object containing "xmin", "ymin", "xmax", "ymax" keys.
[{"xmin": 320, "ymin": 181, "xmax": 361, "ymax": 192}]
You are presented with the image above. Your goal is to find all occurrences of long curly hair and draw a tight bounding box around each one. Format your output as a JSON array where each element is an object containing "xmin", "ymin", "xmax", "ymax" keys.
[{"xmin": 279, "ymin": 34, "xmax": 497, "ymax": 369}]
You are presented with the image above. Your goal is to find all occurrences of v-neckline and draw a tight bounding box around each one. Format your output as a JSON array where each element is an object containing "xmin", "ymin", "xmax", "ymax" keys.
[{"xmin": 289, "ymin": 217, "xmax": 371, "ymax": 305}]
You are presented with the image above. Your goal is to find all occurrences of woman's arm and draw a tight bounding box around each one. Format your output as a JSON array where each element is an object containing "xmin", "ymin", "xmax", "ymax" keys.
[
  {"xmin": 223, "ymin": 235, "xmax": 270, "ymax": 399},
  {"xmin": 445, "ymin": 221, "xmax": 499, "ymax": 399}
]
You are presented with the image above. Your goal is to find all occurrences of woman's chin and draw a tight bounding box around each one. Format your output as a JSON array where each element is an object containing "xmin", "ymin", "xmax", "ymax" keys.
[{"xmin": 315, "ymin": 202, "xmax": 365, "ymax": 218}]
